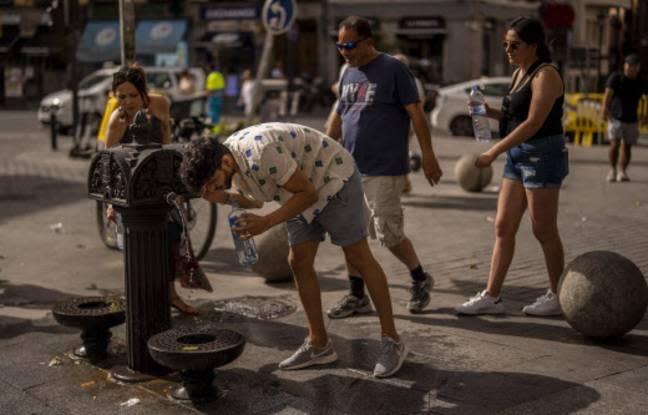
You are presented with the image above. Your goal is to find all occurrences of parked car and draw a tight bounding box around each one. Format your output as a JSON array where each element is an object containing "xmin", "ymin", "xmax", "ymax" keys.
[
  {"xmin": 431, "ymin": 77, "xmax": 510, "ymax": 137},
  {"xmin": 38, "ymin": 66, "xmax": 205, "ymax": 134}
]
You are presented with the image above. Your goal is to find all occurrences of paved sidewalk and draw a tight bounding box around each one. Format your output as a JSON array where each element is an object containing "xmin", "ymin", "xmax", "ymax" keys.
[{"xmin": 1, "ymin": 111, "xmax": 648, "ymax": 414}]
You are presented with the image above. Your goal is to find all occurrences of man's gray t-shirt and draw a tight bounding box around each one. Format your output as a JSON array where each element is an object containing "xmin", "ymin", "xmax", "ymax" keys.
[{"xmin": 337, "ymin": 53, "xmax": 420, "ymax": 176}]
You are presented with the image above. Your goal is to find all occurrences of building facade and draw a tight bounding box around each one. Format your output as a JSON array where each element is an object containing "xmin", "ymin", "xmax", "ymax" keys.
[{"xmin": 326, "ymin": 0, "xmax": 541, "ymax": 86}]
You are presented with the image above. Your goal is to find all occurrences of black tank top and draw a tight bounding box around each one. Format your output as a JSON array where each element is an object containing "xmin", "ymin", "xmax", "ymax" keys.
[{"xmin": 499, "ymin": 60, "xmax": 564, "ymax": 140}]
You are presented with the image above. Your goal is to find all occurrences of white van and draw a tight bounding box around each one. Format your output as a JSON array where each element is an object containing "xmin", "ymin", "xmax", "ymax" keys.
[{"xmin": 38, "ymin": 66, "xmax": 205, "ymax": 132}]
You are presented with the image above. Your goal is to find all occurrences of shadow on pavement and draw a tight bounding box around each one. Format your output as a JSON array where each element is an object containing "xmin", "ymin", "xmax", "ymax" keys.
[
  {"xmin": 168, "ymin": 307, "xmax": 601, "ymax": 413},
  {"xmin": 402, "ymin": 194, "xmax": 498, "ymax": 211},
  {"xmin": 401, "ymin": 279, "xmax": 648, "ymax": 357},
  {"xmin": 0, "ymin": 279, "xmax": 76, "ymax": 309},
  {"xmin": 397, "ymin": 312, "xmax": 648, "ymax": 359},
  {"xmin": 0, "ymin": 175, "xmax": 86, "ymax": 222},
  {"xmin": 196, "ymin": 351, "xmax": 600, "ymax": 414},
  {"xmin": 0, "ymin": 280, "xmax": 80, "ymax": 340}
]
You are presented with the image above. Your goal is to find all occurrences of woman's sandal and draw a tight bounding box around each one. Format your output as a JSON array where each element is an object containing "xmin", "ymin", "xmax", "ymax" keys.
[{"xmin": 170, "ymin": 296, "xmax": 199, "ymax": 316}]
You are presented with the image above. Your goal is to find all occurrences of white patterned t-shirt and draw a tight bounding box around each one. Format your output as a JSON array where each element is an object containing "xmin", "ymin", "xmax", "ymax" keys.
[{"xmin": 225, "ymin": 122, "xmax": 356, "ymax": 223}]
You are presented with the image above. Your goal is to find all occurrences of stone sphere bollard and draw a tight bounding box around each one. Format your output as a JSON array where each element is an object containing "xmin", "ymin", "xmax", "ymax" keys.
[
  {"xmin": 559, "ymin": 251, "xmax": 648, "ymax": 338},
  {"xmin": 251, "ymin": 224, "xmax": 293, "ymax": 283},
  {"xmin": 454, "ymin": 154, "xmax": 493, "ymax": 192}
]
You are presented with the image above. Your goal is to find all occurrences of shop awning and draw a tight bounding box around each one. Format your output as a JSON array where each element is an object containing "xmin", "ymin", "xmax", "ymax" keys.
[
  {"xmin": 77, "ymin": 20, "xmax": 187, "ymax": 62},
  {"xmin": 196, "ymin": 31, "xmax": 254, "ymax": 48},
  {"xmin": 76, "ymin": 20, "xmax": 120, "ymax": 63},
  {"xmin": 135, "ymin": 20, "xmax": 187, "ymax": 55}
]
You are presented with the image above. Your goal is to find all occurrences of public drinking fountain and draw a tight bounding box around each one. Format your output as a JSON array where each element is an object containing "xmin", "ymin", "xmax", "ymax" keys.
[
  {"xmin": 52, "ymin": 296, "xmax": 125, "ymax": 362},
  {"xmin": 148, "ymin": 326, "xmax": 245, "ymax": 402},
  {"xmin": 78, "ymin": 110, "xmax": 245, "ymax": 385}
]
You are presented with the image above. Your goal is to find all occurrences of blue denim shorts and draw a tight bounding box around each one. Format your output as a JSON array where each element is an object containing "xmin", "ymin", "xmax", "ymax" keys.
[
  {"xmin": 285, "ymin": 169, "xmax": 368, "ymax": 247},
  {"xmin": 503, "ymin": 134, "xmax": 569, "ymax": 188}
]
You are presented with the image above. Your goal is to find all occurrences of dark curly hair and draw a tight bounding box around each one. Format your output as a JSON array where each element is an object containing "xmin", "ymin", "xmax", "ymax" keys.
[
  {"xmin": 179, "ymin": 138, "xmax": 231, "ymax": 193},
  {"xmin": 112, "ymin": 63, "xmax": 149, "ymax": 105}
]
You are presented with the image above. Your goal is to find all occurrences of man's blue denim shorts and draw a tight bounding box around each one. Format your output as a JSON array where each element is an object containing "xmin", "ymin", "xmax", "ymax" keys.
[
  {"xmin": 503, "ymin": 134, "xmax": 569, "ymax": 188},
  {"xmin": 285, "ymin": 168, "xmax": 368, "ymax": 247}
]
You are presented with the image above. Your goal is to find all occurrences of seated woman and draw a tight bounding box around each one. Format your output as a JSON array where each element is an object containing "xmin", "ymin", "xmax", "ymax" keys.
[{"xmin": 105, "ymin": 63, "xmax": 200, "ymax": 315}]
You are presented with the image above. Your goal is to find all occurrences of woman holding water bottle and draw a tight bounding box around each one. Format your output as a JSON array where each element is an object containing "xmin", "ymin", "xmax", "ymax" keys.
[{"xmin": 455, "ymin": 17, "xmax": 569, "ymax": 316}]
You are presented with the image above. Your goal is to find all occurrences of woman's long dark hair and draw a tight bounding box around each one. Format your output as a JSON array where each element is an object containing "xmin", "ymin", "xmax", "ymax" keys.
[
  {"xmin": 509, "ymin": 17, "xmax": 552, "ymax": 63},
  {"xmin": 112, "ymin": 63, "xmax": 149, "ymax": 106}
]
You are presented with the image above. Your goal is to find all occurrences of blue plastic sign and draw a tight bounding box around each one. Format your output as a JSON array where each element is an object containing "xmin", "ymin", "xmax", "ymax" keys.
[{"xmin": 262, "ymin": 0, "xmax": 297, "ymax": 35}]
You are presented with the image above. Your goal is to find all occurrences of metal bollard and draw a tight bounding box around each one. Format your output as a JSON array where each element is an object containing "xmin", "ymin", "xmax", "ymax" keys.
[{"xmin": 49, "ymin": 98, "xmax": 60, "ymax": 151}]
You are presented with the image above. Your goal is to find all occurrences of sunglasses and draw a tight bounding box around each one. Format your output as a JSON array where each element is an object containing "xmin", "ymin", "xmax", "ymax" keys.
[
  {"xmin": 502, "ymin": 41, "xmax": 521, "ymax": 51},
  {"xmin": 335, "ymin": 38, "xmax": 366, "ymax": 51}
]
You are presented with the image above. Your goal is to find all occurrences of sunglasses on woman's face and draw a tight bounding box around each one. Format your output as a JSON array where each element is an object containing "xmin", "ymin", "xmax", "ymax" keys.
[
  {"xmin": 335, "ymin": 38, "xmax": 366, "ymax": 51},
  {"xmin": 503, "ymin": 41, "xmax": 521, "ymax": 51}
]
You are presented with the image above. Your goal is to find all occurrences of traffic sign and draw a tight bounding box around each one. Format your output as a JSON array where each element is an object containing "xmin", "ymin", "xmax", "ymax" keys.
[{"xmin": 262, "ymin": 0, "xmax": 297, "ymax": 35}]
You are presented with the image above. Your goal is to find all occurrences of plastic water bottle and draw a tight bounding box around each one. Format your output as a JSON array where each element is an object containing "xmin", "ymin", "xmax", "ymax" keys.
[
  {"xmin": 228, "ymin": 206, "xmax": 259, "ymax": 266},
  {"xmin": 116, "ymin": 213, "xmax": 125, "ymax": 251},
  {"xmin": 469, "ymin": 86, "xmax": 492, "ymax": 143}
]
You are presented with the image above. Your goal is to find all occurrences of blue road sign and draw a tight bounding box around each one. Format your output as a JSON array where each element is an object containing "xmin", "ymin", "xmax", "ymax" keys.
[{"xmin": 262, "ymin": 0, "xmax": 297, "ymax": 35}]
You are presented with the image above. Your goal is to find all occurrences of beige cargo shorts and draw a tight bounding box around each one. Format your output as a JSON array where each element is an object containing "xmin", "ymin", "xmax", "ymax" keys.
[{"xmin": 362, "ymin": 175, "xmax": 406, "ymax": 248}]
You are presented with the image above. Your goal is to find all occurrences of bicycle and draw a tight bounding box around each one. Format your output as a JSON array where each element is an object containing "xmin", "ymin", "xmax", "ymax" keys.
[{"xmin": 95, "ymin": 95, "xmax": 218, "ymax": 260}]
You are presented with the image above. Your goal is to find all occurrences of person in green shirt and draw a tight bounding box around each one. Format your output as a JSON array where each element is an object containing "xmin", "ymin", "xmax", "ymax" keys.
[{"xmin": 206, "ymin": 63, "xmax": 225, "ymax": 133}]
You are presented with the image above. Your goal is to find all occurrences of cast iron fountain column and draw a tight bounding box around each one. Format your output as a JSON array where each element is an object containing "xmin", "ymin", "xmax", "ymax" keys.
[{"xmin": 87, "ymin": 111, "xmax": 190, "ymax": 381}]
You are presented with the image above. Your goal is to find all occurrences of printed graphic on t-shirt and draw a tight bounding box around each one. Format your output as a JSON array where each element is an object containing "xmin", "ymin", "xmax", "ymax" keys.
[{"xmin": 340, "ymin": 82, "xmax": 377, "ymax": 106}]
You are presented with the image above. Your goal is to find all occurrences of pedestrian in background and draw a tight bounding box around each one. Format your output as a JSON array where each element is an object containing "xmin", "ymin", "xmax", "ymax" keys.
[
  {"xmin": 454, "ymin": 17, "xmax": 568, "ymax": 317},
  {"xmin": 206, "ymin": 63, "xmax": 225, "ymax": 134},
  {"xmin": 178, "ymin": 69, "xmax": 197, "ymax": 96},
  {"xmin": 326, "ymin": 16, "xmax": 442, "ymax": 316},
  {"xmin": 601, "ymin": 53, "xmax": 648, "ymax": 182},
  {"xmin": 238, "ymin": 69, "xmax": 255, "ymax": 120}
]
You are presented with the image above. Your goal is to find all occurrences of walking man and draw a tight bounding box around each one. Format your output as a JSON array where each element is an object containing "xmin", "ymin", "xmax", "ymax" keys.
[
  {"xmin": 601, "ymin": 53, "xmax": 648, "ymax": 182},
  {"xmin": 326, "ymin": 16, "xmax": 443, "ymax": 316},
  {"xmin": 179, "ymin": 122, "xmax": 408, "ymax": 378}
]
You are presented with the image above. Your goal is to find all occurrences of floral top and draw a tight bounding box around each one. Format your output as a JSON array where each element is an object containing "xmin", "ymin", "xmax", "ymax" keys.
[{"xmin": 225, "ymin": 122, "xmax": 355, "ymax": 223}]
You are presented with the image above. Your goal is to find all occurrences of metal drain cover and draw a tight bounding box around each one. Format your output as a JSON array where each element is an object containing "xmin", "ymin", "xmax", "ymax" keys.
[{"xmin": 211, "ymin": 296, "xmax": 296, "ymax": 320}]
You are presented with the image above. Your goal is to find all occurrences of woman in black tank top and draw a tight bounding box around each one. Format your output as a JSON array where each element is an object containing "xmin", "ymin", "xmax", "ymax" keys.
[
  {"xmin": 104, "ymin": 64, "xmax": 203, "ymax": 316},
  {"xmin": 105, "ymin": 65, "xmax": 171, "ymax": 148},
  {"xmin": 455, "ymin": 17, "xmax": 569, "ymax": 317}
]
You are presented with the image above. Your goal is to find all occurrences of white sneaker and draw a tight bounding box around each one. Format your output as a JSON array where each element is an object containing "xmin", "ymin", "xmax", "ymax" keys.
[
  {"xmin": 616, "ymin": 170, "xmax": 630, "ymax": 182},
  {"xmin": 373, "ymin": 336, "xmax": 408, "ymax": 378},
  {"xmin": 606, "ymin": 169, "xmax": 617, "ymax": 182},
  {"xmin": 455, "ymin": 290, "xmax": 505, "ymax": 315},
  {"xmin": 278, "ymin": 338, "xmax": 338, "ymax": 370},
  {"xmin": 522, "ymin": 289, "xmax": 562, "ymax": 316}
]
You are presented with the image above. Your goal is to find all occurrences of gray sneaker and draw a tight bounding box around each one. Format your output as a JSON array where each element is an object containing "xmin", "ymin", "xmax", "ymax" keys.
[
  {"xmin": 278, "ymin": 338, "xmax": 338, "ymax": 370},
  {"xmin": 373, "ymin": 336, "xmax": 408, "ymax": 378},
  {"xmin": 326, "ymin": 294, "xmax": 372, "ymax": 319},
  {"xmin": 408, "ymin": 273, "xmax": 434, "ymax": 313}
]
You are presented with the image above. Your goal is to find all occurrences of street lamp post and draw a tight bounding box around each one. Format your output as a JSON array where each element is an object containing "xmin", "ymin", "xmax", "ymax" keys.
[
  {"xmin": 119, "ymin": 0, "xmax": 136, "ymax": 65},
  {"xmin": 63, "ymin": 0, "xmax": 80, "ymax": 150}
]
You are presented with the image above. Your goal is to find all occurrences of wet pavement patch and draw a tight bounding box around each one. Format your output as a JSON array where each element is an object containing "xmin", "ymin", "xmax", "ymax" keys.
[{"xmin": 211, "ymin": 296, "xmax": 296, "ymax": 320}]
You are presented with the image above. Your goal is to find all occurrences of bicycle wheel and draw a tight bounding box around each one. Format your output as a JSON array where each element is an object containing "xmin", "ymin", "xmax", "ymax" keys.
[
  {"xmin": 183, "ymin": 198, "xmax": 217, "ymax": 260},
  {"xmin": 96, "ymin": 201, "xmax": 119, "ymax": 250}
]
